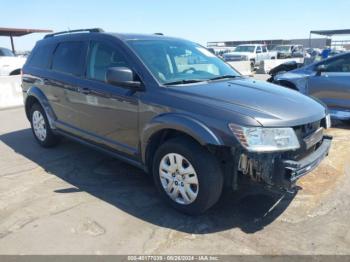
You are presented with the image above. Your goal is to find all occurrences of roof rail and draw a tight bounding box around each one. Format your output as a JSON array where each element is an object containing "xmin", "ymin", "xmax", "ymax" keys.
[{"xmin": 44, "ymin": 28, "xmax": 104, "ymax": 39}]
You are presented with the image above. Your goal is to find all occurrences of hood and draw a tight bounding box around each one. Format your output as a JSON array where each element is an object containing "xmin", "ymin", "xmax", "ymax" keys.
[
  {"xmin": 276, "ymin": 71, "xmax": 310, "ymax": 80},
  {"xmin": 275, "ymin": 65, "xmax": 315, "ymax": 80},
  {"xmin": 169, "ymin": 77, "xmax": 326, "ymax": 127}
]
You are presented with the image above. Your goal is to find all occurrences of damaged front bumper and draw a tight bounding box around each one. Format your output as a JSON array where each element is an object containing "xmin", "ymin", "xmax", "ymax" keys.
[
  {"xmin": 236, "ymin": 135, "xmax": 332, "ymax": 191},
  {"xmin": 278, "ymin": 135, "xmax": 332, "ymax": 189}
]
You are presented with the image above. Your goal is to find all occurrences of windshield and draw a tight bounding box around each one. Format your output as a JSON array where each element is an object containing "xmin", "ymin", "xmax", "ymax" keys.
[
  {"xmin": 234, "ymin": 46, "xmax": 256, "ymax": 53},
  {"xmin": 273, "ymin": 46, "xmax": 291, "ymax": 52},
  {"xmin": 127, "ymin": 39, "xmax": 240, "ymax": 84}
]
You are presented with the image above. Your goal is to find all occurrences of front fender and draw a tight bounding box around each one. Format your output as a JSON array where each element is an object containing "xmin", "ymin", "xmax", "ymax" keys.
[
  {"xmin": 274, "ymin": 72, "xmax": 311, "ymax": 94},
  {"xmin": 141, "ymin": 113, "xmax": 224, "ymax": 163},
  {"xmin": 25, "ymin": 86, "xmax": 57, "ymax": 128}
]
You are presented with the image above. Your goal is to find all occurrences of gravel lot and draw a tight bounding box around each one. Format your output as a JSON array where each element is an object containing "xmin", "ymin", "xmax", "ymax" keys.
[{"xmin": 0, "ymin": 98, "xmax": 350, "ymax": 254}]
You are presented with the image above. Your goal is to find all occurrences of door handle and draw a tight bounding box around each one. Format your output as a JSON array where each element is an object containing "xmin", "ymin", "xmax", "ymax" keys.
[{"xmin": 80, "ymin": 88, "xmax": 91, "ymax": 95}]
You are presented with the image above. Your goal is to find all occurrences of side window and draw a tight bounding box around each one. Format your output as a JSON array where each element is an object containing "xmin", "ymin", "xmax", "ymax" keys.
[
  {"xmin": 262, "ymin": 46, "xmax": 267, "ymax": 53},
  {"xmin": 87, "ymin": 41, "xmax": 129, "ymax": 81},
  {"xmin": 52, "ymin": 41, "xmax": 86, "ymax": 76},
  {"xmin": 28, "ymin": 44, "xmax": 56, "ymax": 69},
  {"xmin": 256, "ymin": 46, "xmax": 262, "ymax": 53},
  {"xmin": 323, "ymin": 55, "xmax": 350, "ymax": 73}
]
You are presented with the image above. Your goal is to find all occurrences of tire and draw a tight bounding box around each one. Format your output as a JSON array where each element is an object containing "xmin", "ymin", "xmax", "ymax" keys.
[
  {"xmin": 152, "ymin": 137, "xmax": 223, "ymax": 215},
  {"xmin": 250, "ymin": 60, "xmax": 255, "ymax": 72},
  {"xmin": 30, "ymin": 103, "xmax": 60, "ymax": 147}
]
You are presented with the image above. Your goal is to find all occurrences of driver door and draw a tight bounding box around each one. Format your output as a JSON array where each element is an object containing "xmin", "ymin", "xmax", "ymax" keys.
[
  {"xmin": 73, "ymin": 40, "xmax": 139, "ymax": 156},
  {"xmin": 308, "ymin": 54, "xmax": 350, "ymax": 115}
]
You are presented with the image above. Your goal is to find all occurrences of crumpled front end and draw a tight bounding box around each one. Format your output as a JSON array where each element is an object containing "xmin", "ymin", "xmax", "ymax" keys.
[{"xmin": 234, "ymin": 119, "xmax": 332, "ymax": 191}]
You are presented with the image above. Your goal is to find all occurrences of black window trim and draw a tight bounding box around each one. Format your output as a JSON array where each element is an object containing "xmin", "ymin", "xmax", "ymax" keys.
[{"xmin": 47, "ymin": 43, "xmax": 58, "ymax": 70}]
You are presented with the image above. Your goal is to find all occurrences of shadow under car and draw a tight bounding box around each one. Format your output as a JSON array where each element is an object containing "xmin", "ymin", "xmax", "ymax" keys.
[{"xmin": 0, "ymin": 128, "xmax": 297, "ymax": 234}]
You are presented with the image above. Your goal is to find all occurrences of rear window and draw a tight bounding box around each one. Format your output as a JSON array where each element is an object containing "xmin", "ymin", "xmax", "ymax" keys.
[
  {"xmin": 52, "ymin": 41, "xmax": 86, "ymax": 76},
  {"xmin": 28, "ymin": 44, "xmax": 56, "ymax": 69}
]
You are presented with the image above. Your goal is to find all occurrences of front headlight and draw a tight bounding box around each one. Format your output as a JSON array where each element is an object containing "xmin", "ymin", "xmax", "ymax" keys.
[{"xmin": 229, "ymin": 124, "xmax": 300, "ymax": 152}]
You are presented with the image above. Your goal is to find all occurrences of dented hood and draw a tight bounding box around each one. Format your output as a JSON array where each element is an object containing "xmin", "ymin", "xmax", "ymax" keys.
[{"xmin": 170, "ymin": 77, "xmax": 326, "ymax": 127}]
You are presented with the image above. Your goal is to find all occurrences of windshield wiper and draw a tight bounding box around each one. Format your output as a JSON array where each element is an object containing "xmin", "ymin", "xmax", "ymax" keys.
[
  {"xmin": 208, "ymin": 75, "xmax": 240, "ymax": 81},
  {"xmin": 163, "ymin": 79, "xmax": 206, "ymax": 86}
]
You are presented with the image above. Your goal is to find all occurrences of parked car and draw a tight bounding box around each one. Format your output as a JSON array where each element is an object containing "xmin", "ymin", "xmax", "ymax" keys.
[
  {"xmin": 305, "ymin": 48, "xmax": 322, "ymax": 57},
  {"xmin": 213, "ymin": 47, "xmax": 236, "ymax": 57},
  {"xmin": 272, "ymin": 45, "xmax": 304, "ymax": 59},
  {"xmin": 273, "ymin": 52, "xmax": 350, "ymax": 120},
  {"xmin": 223, "ymin": 44, "xmax": 277, "ymax": 70},
  {"xmin": 267, "ymin": 61, "xmax": 304, "ymax": 82},
  {"xmin": 22, "ymin": 29, "xmax": 332, "ymax": 214},
  {"xmin": 0, "ymin": 47, "xmax": 26, "ymax": 76}
]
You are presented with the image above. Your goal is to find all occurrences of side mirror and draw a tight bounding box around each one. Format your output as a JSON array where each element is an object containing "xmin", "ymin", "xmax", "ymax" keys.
[
  {"xmin": 315, "ymin": 64, "xmax": 327, "ymax": 76},
  {"xmin": 106, "ymin": 67, "xmax": 142, "ymax": 89},
  {"xmin": 256, "ymin": 50, "xmax": 262, "ymax": 54}
]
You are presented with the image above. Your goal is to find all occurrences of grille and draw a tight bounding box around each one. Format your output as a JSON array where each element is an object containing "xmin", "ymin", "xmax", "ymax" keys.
[
  {"xmin": 296, "ymin": 120, "xmax": 321, "ymax": 138},
  {"xmin": 225, "ymin": 55, "xmax": 244, "ymax": 62},
  {"xmin": 289, "ymin": 120, "xmax": 323, "ymax": 160}
]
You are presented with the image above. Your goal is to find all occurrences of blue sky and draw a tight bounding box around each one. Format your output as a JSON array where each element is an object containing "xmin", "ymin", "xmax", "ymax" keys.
[{"xmin": 1, "ymin": 0, "xmax": 349, "ymax": 51}]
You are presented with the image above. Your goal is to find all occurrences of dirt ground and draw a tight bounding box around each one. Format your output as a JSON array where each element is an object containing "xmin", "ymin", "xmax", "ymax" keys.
[{"xmin": 0, "ymin": 106, "xmax": 349, "ymax": 255}]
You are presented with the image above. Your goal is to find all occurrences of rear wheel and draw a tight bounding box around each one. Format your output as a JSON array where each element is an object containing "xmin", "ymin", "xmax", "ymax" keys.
[
  {"xmin": 10, "ymin": 69, "xmax": 21, "ymax": 75},
  {"xmin": 152, "ymin": 137, "xmax": 223, "ymax": 215},
  {"xmin": 30, "ymin": 103, "xmax": 60, "ymax": 147}
]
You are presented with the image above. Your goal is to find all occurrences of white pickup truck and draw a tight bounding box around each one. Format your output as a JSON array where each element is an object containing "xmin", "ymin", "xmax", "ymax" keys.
[
  {"xmin": 0, "ymin": 47, "xmax": 26, "ymax": 76},
  {"xmin": 223, "ymin": 44, "xmax": 277, "ymax": 70}
]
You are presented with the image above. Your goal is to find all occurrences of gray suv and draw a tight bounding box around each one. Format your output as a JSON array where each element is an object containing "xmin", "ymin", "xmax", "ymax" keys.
[{"xmin": 22, "ymin": 29, "xmax": 332, "ymax": 215}]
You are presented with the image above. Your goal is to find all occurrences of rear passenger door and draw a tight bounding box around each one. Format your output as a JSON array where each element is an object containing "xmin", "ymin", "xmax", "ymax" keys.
[
  {"xmin": 48, "ymin": 41, "xmax": 88, "ymax": 129},
  {"xmin": 74, "ymin": 40, "xmax": 139, "ymax": 156}
]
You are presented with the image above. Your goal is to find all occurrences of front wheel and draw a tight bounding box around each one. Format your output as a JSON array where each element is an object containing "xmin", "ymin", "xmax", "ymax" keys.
[
  {"xmin": 152, "ymin": 137, "xmax": 223, "ymax": 215},
  {"xmin": 250, "ymin": 60, "xmax": 256, "ymax": 72}
]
